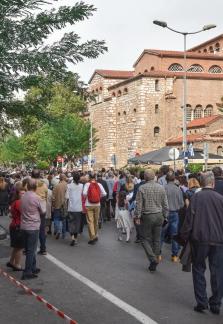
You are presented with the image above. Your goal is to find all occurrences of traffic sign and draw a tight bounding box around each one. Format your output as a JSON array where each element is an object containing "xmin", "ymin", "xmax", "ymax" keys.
[{"xmin": 168, "ymin": 148, "xmax": 180, "ymax": 160}]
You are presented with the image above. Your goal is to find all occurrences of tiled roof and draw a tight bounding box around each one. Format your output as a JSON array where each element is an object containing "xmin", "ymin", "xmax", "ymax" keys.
[
  {"xmin": 187, "ymin": 115, "xmax": 220, "ymax": 128},
  {"xmin": 89, "ymin": 70, "xmax": 134, "ymax": 83},
  {"xmin": 189, "ymin": 34, "xmax": 223, "ymax": 51},
  {"xmin": 108, "ymin": 71, "xmax": 223, "ymax": 90},
  {"xmin": 133, "ymin": 49, "xmax": 223, "ymax": 67},
  {"xmin": 166, "ymin": 134, "xmax": 205, "ymax": 145}
]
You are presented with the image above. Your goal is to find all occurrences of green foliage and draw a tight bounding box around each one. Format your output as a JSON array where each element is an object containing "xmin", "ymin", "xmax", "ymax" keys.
[
  {"xmin": 36, "ymin": 114, "xmax": 91, "ymax": 160},
  {"xmin": 0, "ymin": 136, "xmax": 25, "ymax": 163},
  {"xmin": 36, "ymin": 160, "xmax": 50, "ymax": 170},
  {"xmin": 0, "ymin": 1, "xmax": 107, "ymax": 135},
  {"xmin": 187, "ymin": 163, "xmax": 203, "ymax": 173}
]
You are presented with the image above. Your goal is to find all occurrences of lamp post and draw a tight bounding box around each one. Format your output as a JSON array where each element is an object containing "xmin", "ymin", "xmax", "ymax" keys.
[{"xmin": 153, "ymin": 20, "xmax": 216, "ymax": 170}]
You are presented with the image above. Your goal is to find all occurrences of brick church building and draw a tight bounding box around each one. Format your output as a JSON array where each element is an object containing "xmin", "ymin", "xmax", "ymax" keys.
[{"xmin": 88, "ymin": 34, "xmax": 223, "ymax": 168}]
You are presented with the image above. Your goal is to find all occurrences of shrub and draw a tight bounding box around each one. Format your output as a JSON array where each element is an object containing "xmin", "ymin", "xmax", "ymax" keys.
[{"xmin": 36, "ymin": 160, "xmax": 50, "ymax": 170}]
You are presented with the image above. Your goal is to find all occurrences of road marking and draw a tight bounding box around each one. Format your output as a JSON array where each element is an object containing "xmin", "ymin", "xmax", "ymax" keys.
[{"xmin": 46, "ymin": 253, "xmax": 158, "ymax": 324}]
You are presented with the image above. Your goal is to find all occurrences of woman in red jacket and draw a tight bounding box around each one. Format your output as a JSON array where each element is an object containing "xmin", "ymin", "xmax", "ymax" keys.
[{"xmin": 7, "ymin": 182, "xmax": 25, "ymax": 271}]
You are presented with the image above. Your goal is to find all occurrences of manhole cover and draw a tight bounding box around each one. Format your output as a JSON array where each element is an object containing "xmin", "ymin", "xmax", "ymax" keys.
[{"xmin": 0, "ymin": 245, "xmax": 11, "ymax": 258}]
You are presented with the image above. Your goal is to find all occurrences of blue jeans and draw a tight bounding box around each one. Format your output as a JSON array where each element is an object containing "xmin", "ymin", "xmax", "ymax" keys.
[
  {"xmin": 23, "ymin": 230, "xmax": 39, "ymax": 275},
  {"xmin": 39, "ymin": 214, "xmax": 46, "ymax": 252},
  {"xmin": 161, "ymin": 211, "xmax": 180, "ymax": 256},
  {"xmin": 53, "ymin": 209, "xmax": 66, "ymax": 237},
  {"xmin": 192, "ymin": 243, "xmax": 223, "ymax": 308}
]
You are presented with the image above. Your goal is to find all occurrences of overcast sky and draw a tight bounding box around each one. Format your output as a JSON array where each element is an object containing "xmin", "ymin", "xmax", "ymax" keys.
[{"xmin": 54, "ymin": 0, "xmax": 223, "ymax": 83}]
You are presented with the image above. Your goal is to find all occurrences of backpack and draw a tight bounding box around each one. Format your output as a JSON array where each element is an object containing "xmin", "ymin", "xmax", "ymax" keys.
[{"xmin": 87, "ymin": 182, "xmax": 101, "ymax": 203}]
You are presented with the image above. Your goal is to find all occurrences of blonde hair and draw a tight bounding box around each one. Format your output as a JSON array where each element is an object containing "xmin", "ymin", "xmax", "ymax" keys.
[{"xmin": 188, "ymin": 178, "xmax": 200, "ymax": 190}]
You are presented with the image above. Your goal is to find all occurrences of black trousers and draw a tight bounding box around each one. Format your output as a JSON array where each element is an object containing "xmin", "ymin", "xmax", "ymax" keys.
[{"xmin": 192, "ymin": 243, "xmax": 223, "ymax": 308}]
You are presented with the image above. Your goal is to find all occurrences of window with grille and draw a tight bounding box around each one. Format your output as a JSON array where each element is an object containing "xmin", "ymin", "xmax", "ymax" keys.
[
  {"xmin": 194, "ymin": 106, "xmax": 203, "ymax": 119},
  {"xmin": 186, "ymin": 105, "xmax": 192, "ymax": 121},
  {"xmin": 209, "ymin": 65, "xmax": 222, "ymax": 73},
  {"xmin": 168, "ymin": 64, "xmax": 183, "ymax": 72},
  {"xmin": 187, "ymin": 64, "xmax": 204, "ymax": 72},
  {"xmin": 204, "ymin": 105, "xmax": 213, "ymax": 117},
  {"xmin": 154, "ymin": 126, "xmax": 160, "ymax": 136}
]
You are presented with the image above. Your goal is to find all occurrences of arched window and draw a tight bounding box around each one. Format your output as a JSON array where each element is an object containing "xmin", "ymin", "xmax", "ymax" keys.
[
  {"xmin": 155, "ymin": 80, "xmax": 160, "ymax": 91},
  {"xmin": 168, "ymin": 63, "xmax": 184, "ymax": 72},
  {"xmin": 133, "ymin": 108, "xmax": 137, "ymax": 113},
  {"xmin": 187, "ymin": 64, "xmax": 204, "ymax": 72},
  {"xmin": 204, "ymin": 105, "xmax": 213, "ymax": 117},
  {"xmin": 209, "ymin": 65, "xmax": 222, "ymax": 73},
  {"xmin": 215, "ymin": 43, "xmax": 220, "ymax": 52},
  {"xmin": 150, "ymin": 66, "xmax": 155, "ymax": 71},
  {"xmin": 117, "ymin": 90, "xmax": 122, "ymax": 97},
  {"xmin": 155, "ymin": 104, "xmax": 159, "ymax": 114},
  {"xmin": 154, "ymin": 126, "xmax": 160, "ymax": 137},
  {"xmin": 194, "ymin": 105, "xmax": 203, "ymax": 119},
  {"xmin": 217, "ymin": 146, "xmax": 223, "ymax": 156},
  {"xmin": 209, "ymin": 46, "xmax": 214, "ymax": 53},
  {"xmin": 203, "ymin": 48, "xmax": 207, "ymax": 53},
  {"xmin": 99, "ymin": 86, "xmax": 103, "ymax": 91},
  {"xmin": 123, "ymin": 88, "xmax": 128, "ymax": 94},
  {"xmin": 186, "ymin": 104, "xmax": 192, "ymax": 122},
  {"xmin": 118, "ymin": 112, "xmax": 120, "ymax": 116},
  {"xmin": 112, "ymin": 92, "xmax": 116, "ymax": 97},
  {"xmin": 144, "ymin": 69, "xmax": 148, "ymax": 73},
  {"xmin": 96, "ymin": 88, "xmax": 99, "ymax": 93},
  {"xmin": 123, "ymin": 111, "xmax": 126, "ymax": 115}
]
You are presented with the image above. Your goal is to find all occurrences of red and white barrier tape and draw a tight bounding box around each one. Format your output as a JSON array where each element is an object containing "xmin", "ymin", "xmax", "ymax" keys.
[{"xmin": 0, "ymin": 268, "xmax": 78, "ymax": 324}]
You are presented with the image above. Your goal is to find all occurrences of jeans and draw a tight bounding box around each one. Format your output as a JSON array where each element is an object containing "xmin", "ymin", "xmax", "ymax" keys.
[
  {"xmin": 54, "ymin": 209, "xmax": 66, "ymax": 237},
  {"xmin": 23, "ymin": 230, "xmax": 39, "ymax": 275},
  {"xmin": 162, "ymin": 211, "xmax": 180, "ymax": 256},
  {"xmin": 192, "ymin": 243, "xmax": 223, "ymax": 308},
  {"xmin": 141, "ymin": 212, "xmax": 163, "ymax": 263},
  {"xmin": 39, "ymin": 214, "xmax": 46, "ymax": 252}
]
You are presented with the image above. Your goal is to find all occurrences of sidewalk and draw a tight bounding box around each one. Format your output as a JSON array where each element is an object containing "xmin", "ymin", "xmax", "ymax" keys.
[{"xmin": 0, "ymin": 215, "xmax": 8, "ymax": 240}]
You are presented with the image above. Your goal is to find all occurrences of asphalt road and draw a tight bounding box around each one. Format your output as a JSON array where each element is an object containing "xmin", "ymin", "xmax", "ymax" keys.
[{"xmin": 0, "ymin": 215, "xmax": 222, "ymax": 324}]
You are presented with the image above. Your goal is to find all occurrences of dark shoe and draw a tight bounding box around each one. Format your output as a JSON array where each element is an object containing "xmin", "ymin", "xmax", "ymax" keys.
[
  {"xmin": 88, "ymin": 240, "xmax": 96, "ymax": 245},
  {"xmin": 33, "ymin": 268, "xmax": 41, "ymax": 274},
  {"xmin": 194, "ymin": 305, "xmax": 208, "ymax": 313},
  {"xmin": 134, "ymin": 239, "xmax": 141, "ymax": 243},
  {"xmin": 93, "ymin": 237, "xmax": 98, "ymax": 242},
  {"xmin": 21, "ymin": 273, "xmax": 38, "ymax": 280},
  {"xmin": 47, "ymin": 231, "xmax": 52, "ymax": 235},
  {"xmin": 148, "ymin": 261, "xmax": 158, "ymax": 272},
  {"xmin": 210, "ymin": 306, "xmax": 220, "ymax": 315},
  {"xmin": 70, "ymin": 240, "xmax": 76, "ymax": 246},
  {"xmin": 6, "ymin": 262, "xmax": 14, "ymax": 269},
  {"xmin": 55, "ymin": 233, "xmax": 60, "ymax": 240},
  {"xmin": 37, "ymin": 250, "xmax": 47, "ymax": 255}
]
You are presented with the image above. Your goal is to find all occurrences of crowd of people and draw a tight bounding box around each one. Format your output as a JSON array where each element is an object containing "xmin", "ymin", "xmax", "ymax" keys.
[{"xmin": 1, "ymin": 165, "xmax": 223, "ymax": 314}]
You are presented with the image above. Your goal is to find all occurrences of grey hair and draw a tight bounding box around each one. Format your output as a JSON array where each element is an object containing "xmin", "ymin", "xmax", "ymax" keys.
[
  {"xmin": 144, "ymin": 170, "xmax": 155, "ymax": 181},
  {"xmin": 200, "ymin": 171, "xmax": 215, "ymax": 188}
]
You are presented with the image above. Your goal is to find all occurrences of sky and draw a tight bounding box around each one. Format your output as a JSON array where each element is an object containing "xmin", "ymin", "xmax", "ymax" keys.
[{"xmin": 51, "ymin": 0, "xmax": 223, "ymax": 83}]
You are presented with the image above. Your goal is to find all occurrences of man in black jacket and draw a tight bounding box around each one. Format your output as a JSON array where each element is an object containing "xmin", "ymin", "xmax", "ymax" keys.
[
  {"xmin": 212, "ymin": 166, "xmax": 223, "ymax": 195},
  {"xmin": 181, "ymin": 171, "xmax": 223, "ymax": 315}
]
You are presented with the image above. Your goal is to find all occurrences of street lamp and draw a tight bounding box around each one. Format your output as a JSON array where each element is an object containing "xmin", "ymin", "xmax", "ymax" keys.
[{"xmin": 153, "ymin": 20, "xmax": 216, "ymax": 170}]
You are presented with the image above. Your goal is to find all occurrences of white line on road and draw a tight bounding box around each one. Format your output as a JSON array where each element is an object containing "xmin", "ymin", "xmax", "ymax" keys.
[{"xmin": 46, "ymin": 253, "xmax": 158, "ymax": 324}]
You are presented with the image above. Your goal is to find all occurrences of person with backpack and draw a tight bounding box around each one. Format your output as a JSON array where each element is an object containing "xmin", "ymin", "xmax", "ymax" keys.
[{"xmin": 83, "ymin": 172, "xmax": 106, "ymax": 245}]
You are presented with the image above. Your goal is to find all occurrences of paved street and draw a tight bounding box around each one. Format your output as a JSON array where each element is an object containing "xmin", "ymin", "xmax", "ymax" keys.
[{"xmin": 0, "ymin": 216, "xmax": 222, "ymax": 324}]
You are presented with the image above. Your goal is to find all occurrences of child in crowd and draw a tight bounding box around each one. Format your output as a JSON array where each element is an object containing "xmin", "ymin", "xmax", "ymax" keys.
[{"xmin": 115, "ymin": 191, "xmax": 133, "ymax": 242}]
